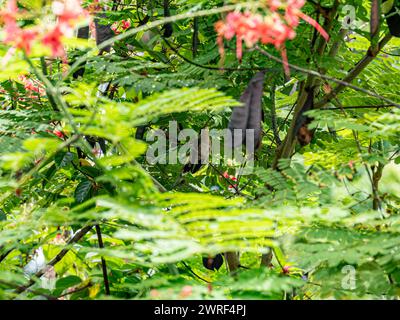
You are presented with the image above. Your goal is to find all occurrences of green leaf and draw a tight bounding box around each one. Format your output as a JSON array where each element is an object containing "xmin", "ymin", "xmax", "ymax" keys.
[
  {"xmin": 79, "ymin": 166, "xmax": 103, "ymax": 178},
  {"xmin": 55, "ymin": 152, "xmax": 75, "ymax": 168},
  {"xmin": 55, "ymin": 276, "xmax": 82, "ymax": 292},
  {"xmin": 74, "ymin": 180, "xmax": 93, "ymax": 203},
  {"xmin": 0, "ymin": 209, "xmax": 6, "ymax": 221}
]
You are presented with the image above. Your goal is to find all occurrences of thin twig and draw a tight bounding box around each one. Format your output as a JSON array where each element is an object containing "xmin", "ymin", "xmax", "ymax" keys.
[
  {"xmin": 209, "ymin": 163, "xmax": 252, "ymax": 199},
  {"xmin": 181, "ymin": 261, "xmax": 210, "ymax": 283},
  {"xmin": 325, "ymin": 104, "xmax": 395, "ymax": 110},
  {"xmin": 95, "ymin": 224, "xmax": 111, "ymax": 295},
  {"xmin": 162, "ymin": 36, "xmax": 278, "ymax": 72}
]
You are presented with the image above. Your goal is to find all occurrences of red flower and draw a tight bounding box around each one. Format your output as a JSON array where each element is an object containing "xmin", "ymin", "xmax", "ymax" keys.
[
  {"xmin": 111, "ymin": 22, "xmax": 120, "ymax": 35},
  {"xmin": 150, "ymin": 289, "xmax": 160, "ymax": 298},
  {"xmin": 215, "ymin": 0, "xmax": 329, "ymax": 76},
  {"xmin": 52, "ymin": 0, "xmax": 88, "ymax": 34},
  {"xmin": 42, "ymin": 26, "xmax": 66, "ymax": 58},
  {"xmin": 1, "ymin": 0, "xmax": 37, "ymax": 54},
  {"xmin": 0, "ymin": 0, "xmax": 18, "ymax": 25},
  {"xmin": 111, "ymin": 20, "xmax": 131, "ymax": 35},
  {"xmin": 18, "ymin": 75, "xmax": 45, "ymax": 96},
  {"xmin": 1, "ymin": 0, "xmax": 88, "ymax": 60},
  {"xmin": 282, "ymin": 265, "xmax": 291, "ymax": 274},
  {"xmin": 46, "ymin": 129, "xmax": 64, "ymax": 139},
  {"xmin": 53, "ymin": 130, "xmax": 64, "ymax": 138},
  {"xmin": 296, "ymin": 11, "xmax": 329, "ymax": 41},
  {"xmin": 88, "ymin": 0, "xmax": 101, "ymax": 14},
  {"xmin": 15, "ymin": 28, "xmax": 38, "ymax": 54},
  {"xmin": 121, "ymin": 20, "xmax": 131, "ymax": 30},
  {"xmin": 268, "ymin": 0, "xmax": 284, "ymax": 12},
  {"xmin": 179, "ymin": 286, "xmax": 193, "ymax": 299},
  {"xmin": 222, "ymin": 172, "xmax": 237, "ymax": 187}
]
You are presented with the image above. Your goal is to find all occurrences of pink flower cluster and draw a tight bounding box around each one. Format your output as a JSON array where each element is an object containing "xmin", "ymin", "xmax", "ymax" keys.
[
  {"xmin": 223, "ymin": 171, "xmax": 238, "ymax": 189},
  {"xmin": 0, "ymin": 0, "xmax": 37, "ymax": 54},
  {"xmin": 18, "ymin": 75, "xmax": 46, "ymax": 97},
  {"xmin": 215, "ymin": 0, "xmax": 329, "ymax": 75},
  {"xmin": 47, "ymin": 129, "xmax": 64, "ymax": 139},
  {"xmin": 0, "ymin": 0, "xmax": 88, "ymax": 60},
  {"xmin": 111, "ymin": 20, "xmax": 131, "ymax": 34}
]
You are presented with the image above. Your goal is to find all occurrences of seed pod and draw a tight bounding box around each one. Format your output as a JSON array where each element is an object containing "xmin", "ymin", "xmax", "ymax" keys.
[
  {"xmin": 95, "ymin": 13, "xmax": 114, "ymax": 53},
  {"xmin": 383, "ymin": 0, "xmax": 400, "ymax": 37},
  {"xmin": 135, "ymin": 125, "xmax": 148, "ymax": 141},
  {"xmin": 228, "ymin": 72, "xmax": 266, "ymax": 149},
  {"xmin": 73, "ymin": 14, "xmax": 114, "ymax": 78},
  {"xmin": 163, "ymin": 0, "xmax": 173, "ymax": 38},
  {"xmin": 72, "ymin": 26, "xmax": 90, "ymax": 79},
  {"xmin": 74, "ymin": 19, "xmax": 111, "ymax": 158},
  {"xmin": 77, "ymin": 26, "xmax": 89, "ymax": 39},
  {"xmin": 370, "ymin": 0, "xmax": 380, "ymax": 40},
  {"xmin": 246, "ymin": 73, "xmax": 265, "ymax": 149}
]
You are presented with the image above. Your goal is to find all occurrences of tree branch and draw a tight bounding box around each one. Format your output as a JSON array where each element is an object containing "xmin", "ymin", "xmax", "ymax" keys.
[
  {"xmin": 254, "ymin": 40, "xmax": 399, "ymax": 109},
  {"xmin": 314, "ymin": 33, "xmax": 393, "ymax": 108}
]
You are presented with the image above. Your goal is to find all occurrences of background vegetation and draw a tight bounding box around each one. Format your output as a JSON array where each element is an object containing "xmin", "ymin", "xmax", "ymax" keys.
[{"xmin": 0, "ymin": 0, "xmax": 399, "ymax": 300}]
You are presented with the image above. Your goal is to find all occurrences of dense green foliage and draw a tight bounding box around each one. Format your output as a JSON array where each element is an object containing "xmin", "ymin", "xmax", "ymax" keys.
[{"xmin": 0, "ymin": 0, "xmax": 399, "ymax": 300}]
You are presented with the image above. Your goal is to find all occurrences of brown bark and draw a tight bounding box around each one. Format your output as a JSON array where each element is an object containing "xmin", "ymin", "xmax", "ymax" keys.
[
  {"xmin": 224, "ymin": 252, "xmax": 240, "ymax": 274},
  {"xmin": 372, "ymin": 163, "xmax": 384, "ymax": 211}
]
